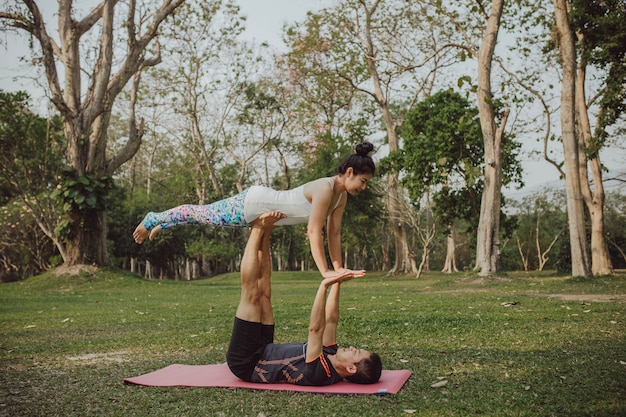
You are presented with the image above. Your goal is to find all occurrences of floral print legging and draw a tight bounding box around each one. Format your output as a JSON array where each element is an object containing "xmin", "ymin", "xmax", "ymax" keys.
[{"xmin": 141, "ymin": 189, "xmax": 251, "ymax": 231}]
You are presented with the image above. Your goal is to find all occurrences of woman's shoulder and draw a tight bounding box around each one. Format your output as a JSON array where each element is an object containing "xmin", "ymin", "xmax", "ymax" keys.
[
  {"xmin": 302, "ymin": 177, "xmax": 334, "ymax": 199},
  {"xmin": 308, "ymin": 176, "xmax": 334, "ymax": 186},
  {"xmin": 304, "ymin": 177, "xmax": 334, "ymax": 190}
]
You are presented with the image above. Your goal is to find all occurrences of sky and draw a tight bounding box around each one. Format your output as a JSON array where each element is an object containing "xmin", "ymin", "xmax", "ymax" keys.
[{"xmin": 1, "ymin": 0, "xmax": 623, "ymax": 198}]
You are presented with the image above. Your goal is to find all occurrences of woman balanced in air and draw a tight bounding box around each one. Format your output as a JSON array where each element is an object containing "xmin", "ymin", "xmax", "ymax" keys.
[{"xmin": 133, "ymin": 142, "xmax": 375, "ymax": 279}]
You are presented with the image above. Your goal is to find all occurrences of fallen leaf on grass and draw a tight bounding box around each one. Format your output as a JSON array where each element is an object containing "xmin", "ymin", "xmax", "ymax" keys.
[
  {"xmin": 501, "ymin": 301, "xmax": 519, "ymax": 307},
  {"xmin": 431, "ymin": 380, "xmax": 448, "ymax": 388}
]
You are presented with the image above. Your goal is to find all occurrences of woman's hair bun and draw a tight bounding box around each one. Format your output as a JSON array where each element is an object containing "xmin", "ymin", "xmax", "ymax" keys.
[{"xmin": 355, "ymin": 142, "xmax": 374, "ymax": 156}]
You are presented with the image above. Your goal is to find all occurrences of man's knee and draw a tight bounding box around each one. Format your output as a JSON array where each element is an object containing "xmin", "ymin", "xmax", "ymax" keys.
[{"xmin": 240, "ymin": 288, "xmax": 263, "ymax": 307}]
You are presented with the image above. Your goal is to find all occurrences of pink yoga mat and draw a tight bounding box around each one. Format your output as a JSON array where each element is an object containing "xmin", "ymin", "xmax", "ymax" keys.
[{"xmin": 124, "ymin": 363, "xmax": 411, "ymax": 395}]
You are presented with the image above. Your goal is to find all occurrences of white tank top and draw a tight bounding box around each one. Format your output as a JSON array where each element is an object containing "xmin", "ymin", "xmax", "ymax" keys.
[{"xmin": 243, "ymin": 178, "xmax": 340, "ymax": 225}]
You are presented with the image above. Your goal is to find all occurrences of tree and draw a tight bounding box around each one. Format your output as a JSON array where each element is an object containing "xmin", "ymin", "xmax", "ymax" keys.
[
  {"xmin": 501, "ymin": 0, "xmax": 622, "ymax": 276},
  {"xmin": 434, "ymin": 0, "xmax": 518, "ymax": 275},
  {"xmin": 396, "ymin": 89, "xmax": 522, "ymax": 273},
  {"xmin": 466, "ymin": 0, "xmax": 510, "ymax": 276},
  {"xmin": 284, "ymin": 0, "xmax": 456, "ymax": 274},
  {"xmin": 0, "ymin": 90, "xmax": 65, "ymax": 279},
  {"xmin": 508, "ymin": 190, "xmax": 567, "ymax": 271},
  {"xmin": 0, "ymin": 0, "xmax": 185, "ymax": 267},
  {"xmin": 552, "ymin": 0, "xmax": 592, "ymax": 277},
  {"xmin": 567, "ymin": 0, "xmax": 625, "ymax": 275},
  {"xmin": 395, "ymin": 90, "xmax": 482, "ymax": 273}
]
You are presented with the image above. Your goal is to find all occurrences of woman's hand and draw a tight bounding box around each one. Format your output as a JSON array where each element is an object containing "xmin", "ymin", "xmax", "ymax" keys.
[{"xmin": 320, "ymin": 268, "xmax": 366, "ymax": 284}]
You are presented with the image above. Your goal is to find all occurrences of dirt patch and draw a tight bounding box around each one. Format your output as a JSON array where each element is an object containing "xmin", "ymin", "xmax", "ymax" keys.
[
  {"xmin": 66, "ymin": 350, "xmax": 132, "ymax": 365},
  {"xmin": 52, "ymin": 265, "xmax": 99, "ymax": 277},
  {"xmin": 545, "ymin": 293, "xmax": 625, "ymax": 303}
]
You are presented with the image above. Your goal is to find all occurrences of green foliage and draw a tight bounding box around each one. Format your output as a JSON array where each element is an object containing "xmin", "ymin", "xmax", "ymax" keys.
[
  {"xmin": 1, "ymin": 269, "xmax": 625, "ymax": 416},
  {"xmin": 51, "ymin": 170, "xmax": 114, "ymax": 213},
  {"xmin": 296, "ymin": 132, "xmax": 353, "ymax": 182},
  {"xmin": 186, "ymin": 235, "xmax": 239, "ymax": 261},
  {"xmin": 0, "ymin": 90, "xmax": 65, "ymax": 279},
  {"xmin": 571, "ymin": 0, "xmax": 626, "ymax": 146},
  {"xmin": 50, "ymin": 170, "xmax": 114, "ymax": 239},
  {"xmin": 502, "ymin": 190, "xmax": 568, "ymax": 271},
  {"xmin": 397, "ymin": 90, "xmax": 484, "ymax": 202},
  {"xmin": 0, "ymin": 90, "xmax": 65, "ymax": 199},
  {"xmin": 236, "ymin": 81, "xmax": 283, "ymax": 126},
  {"xmin": 604, "ymin": 192, "xmax": 626, "ymax": 269}
]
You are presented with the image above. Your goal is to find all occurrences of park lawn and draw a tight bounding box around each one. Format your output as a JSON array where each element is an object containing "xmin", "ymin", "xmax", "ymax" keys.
[{"xmin": 1, "ymin": 268, "xmax": 624, "ymax": 417}]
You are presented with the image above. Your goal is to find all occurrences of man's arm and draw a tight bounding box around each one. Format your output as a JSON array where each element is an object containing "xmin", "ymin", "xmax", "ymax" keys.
[
  {"xmin": 306, "ymin": 279, "xmax": 330, "ymax": 362},
  {"xmin": 322, "ymin": 283, "xmax": 340, "ymax": 346},
  {"xmin": 306, "ymin": 274, "xmax": 365, "ymax": 363}
]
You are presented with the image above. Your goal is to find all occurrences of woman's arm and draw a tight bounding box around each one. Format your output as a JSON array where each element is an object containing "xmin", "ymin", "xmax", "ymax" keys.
[
  {"xmin": 327, "ymin": 193, "xmax": 346, "ymax": 271},
  {"xmin": 306, "ymin": 181, "xmax": 334, "ymax": 276}
]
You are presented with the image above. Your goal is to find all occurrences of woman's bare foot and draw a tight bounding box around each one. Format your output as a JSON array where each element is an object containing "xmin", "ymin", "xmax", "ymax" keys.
[
  {"xmin": 133, "ymin": 224, "xmax": 162, "ymax": 244},
  {"xmin": 133, "ymin": 224, "xmax": 149, "ymax": 244},
  {"xmin": 253, "ymin": 211, "xmax": 286, "ymax": 229},
  {"xmin": 149, "ymin": 225, "xmax": 162, "ymax": 240}
]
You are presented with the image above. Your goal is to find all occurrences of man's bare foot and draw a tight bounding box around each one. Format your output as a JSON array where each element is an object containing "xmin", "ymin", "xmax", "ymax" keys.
[
  {"xmin": 253, "ymin": 211, "xmax": 286, "ymax": 229},
  {"xmin": 133, "ymin": 224, "xmax": 162, "ymax": 244}
]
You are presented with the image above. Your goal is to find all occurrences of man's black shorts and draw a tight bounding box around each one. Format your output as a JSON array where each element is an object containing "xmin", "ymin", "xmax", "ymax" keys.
[{"xmin": 226, "ymin": 317, "xmax": 274, "ymax": 381}]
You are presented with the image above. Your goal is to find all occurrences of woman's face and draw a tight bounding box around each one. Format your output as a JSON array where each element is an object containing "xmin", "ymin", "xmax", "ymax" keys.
[{"xmin": 345, "ymin": 169, "xmax": 373, "ymax": 195}]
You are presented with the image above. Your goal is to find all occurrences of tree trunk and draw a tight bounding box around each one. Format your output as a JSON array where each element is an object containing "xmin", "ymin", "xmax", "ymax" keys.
[
  {"xmin": 474, "ymin": 0, "xmax": 507, "ymax": 276},
  {"xmin": 64, "ymin": 208, "xmax": 109, "ymax": 265},
  {"xmin": 553, "ymin": 0, "xmax": 592, "ymax": 278},
  {"xmin": 574, "ymin": 34, "xmax": 614, "ymax": 276},
  {"xmin": 357, "ymin": 1, "xmax": 414, "ymax": 274},
  {"xmin": 442, "ymin": 224, "xmax": 458, "ymax": 273},
  {"xmin": 386, "ymin": 173, "xmax": 415, "ymax": 274},
  {"xmin": 516, "ymin": 235, "xmax": 530, "ymax": 272}
]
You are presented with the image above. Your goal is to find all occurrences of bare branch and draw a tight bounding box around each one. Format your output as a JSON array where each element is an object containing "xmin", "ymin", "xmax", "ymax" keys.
[
  {"xmin": 106, "ymin": 67, "xmax": 145, "ymax": 175},
  {"xmin": 75, "ymin": 0, "xmax": 121, "ymax": 37},
  {"xmin": 15, "ymin": 0, "xmax": 69, "ymax": 114},
  {"xmin": 107, "ymin": 0, "xmax": 185, "ymax": 101},
  {"xmin": 475, "ymin": 0, "xmax": 489, "ymax": 20}
]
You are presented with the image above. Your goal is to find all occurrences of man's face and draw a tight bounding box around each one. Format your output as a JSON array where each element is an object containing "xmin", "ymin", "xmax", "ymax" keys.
[{"xmin": 337, "ymin": 346, "xmax": 371, "ymax": 364}]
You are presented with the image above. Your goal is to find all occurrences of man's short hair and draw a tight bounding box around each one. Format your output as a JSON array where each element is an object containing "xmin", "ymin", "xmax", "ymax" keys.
[{"xmin": 345, "ymin": 352, "xmax": 382, "ymax": 384}]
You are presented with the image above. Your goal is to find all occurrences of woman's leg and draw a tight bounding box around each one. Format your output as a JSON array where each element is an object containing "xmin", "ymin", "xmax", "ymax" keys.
[{"xmin": 133, "ymin": 189, "xmax": 251, "ymax": 243}]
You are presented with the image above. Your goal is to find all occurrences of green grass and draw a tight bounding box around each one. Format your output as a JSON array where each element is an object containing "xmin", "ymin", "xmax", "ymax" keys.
[{"xmin": 1, "ymin": 268, "xmax": 625, "ymax": 417}]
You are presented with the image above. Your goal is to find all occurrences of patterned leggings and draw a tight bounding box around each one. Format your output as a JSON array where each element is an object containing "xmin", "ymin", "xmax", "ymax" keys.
[{"xmin": 141, "ymin": 189, "xmax": 251, "ymax": 231}]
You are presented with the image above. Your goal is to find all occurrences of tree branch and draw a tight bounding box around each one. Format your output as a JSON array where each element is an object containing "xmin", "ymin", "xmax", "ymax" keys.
[
  {"xmin": 106, "ymin": 67, "xmax": 145, "ymax": 175},
  {"xmin": 17, "ymin": 0, "xmax": 69, "ymax": 114}
]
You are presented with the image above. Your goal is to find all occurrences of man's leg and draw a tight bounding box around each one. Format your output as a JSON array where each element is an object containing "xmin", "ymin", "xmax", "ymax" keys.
[
  {"xmin": 235, "ymin": 212, "xmax": 284, "ymax": 323},
  {"xmin": 258, "ymin": 217, "xmax": 274, "ymax": 325}
]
